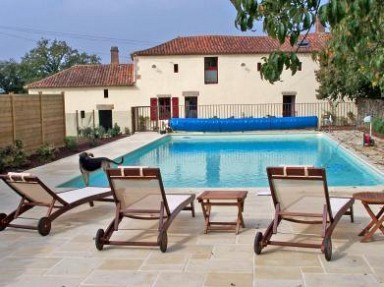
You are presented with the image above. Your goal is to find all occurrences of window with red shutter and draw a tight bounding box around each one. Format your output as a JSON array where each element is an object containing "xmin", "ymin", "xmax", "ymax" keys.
[{"xmin": 158, "ymin": 97, "xmax": 171, "ymax": 120}]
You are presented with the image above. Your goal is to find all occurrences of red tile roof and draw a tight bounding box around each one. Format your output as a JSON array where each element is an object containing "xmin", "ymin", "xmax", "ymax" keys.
[
  {"xmin": 26, "ymin": 64, "xmax": 135, "ymax": 89},
  {"xmin": 132, "ymin": 33, "xmax": 329, "ymax": 57}
]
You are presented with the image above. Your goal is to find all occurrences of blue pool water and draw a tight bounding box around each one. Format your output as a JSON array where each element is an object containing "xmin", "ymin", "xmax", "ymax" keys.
[{"xmin": 61, "ymin": 133, "xmax": 384, "ymax": 188}]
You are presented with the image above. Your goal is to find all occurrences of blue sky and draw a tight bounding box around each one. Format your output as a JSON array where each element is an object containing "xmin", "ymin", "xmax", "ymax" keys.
[{"xmin": 0, "ymin": 0, "xmax": 262, "ymax": 64}]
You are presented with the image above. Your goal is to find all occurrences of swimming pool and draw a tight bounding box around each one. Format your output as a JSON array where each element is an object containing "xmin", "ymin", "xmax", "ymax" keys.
[{"xmin": 61, "ymin": 133, "xmax": 384, "ymax": 188}]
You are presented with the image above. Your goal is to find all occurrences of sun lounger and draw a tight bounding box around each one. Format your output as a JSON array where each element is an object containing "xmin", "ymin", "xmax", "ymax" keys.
[
  {"xmin": 95, "ymin": 166, "xmax": 195, "ymax": 252},
  {"xmin": 254, "ymin": 166, "xmax": 354, "ymax": 261},
  {"xmin": 0, "ymin": 172, "xmax": 111, "ymax": 236}
]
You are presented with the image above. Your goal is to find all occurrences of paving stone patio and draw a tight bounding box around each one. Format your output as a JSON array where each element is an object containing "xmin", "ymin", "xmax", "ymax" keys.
[{"xmin": 1, "ymin": 130, "xmax": 384, "ymax": 287}]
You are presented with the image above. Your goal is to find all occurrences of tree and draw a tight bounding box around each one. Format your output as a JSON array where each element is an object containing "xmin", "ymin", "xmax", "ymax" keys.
[
  {"xmin": 21, "ymin": 38, "xmax": 101, "ymax": 84},
  {"xmin": 0, "ymin": 60, "xmax": 25, "ymax": 94},
  {"xmin": 233, "ymin": 0, "xmax": 384, "ymax": 98},
  {"xmin": 315, "ymin": 44, "xmax": 382, "ymax": 100}
]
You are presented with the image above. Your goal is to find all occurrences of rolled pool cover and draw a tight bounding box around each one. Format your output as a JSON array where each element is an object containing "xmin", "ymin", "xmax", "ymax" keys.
[{"xmin": 169, "ymin": 116, "xmax": 318, "ymax": 132}]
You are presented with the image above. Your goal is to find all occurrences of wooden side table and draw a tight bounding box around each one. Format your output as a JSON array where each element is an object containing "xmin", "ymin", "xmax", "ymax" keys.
[
  {"xmin": 353, "ymin": 192, "xmax": 384, "ymax": 242},
  {"xmin": 197, "ymin": 190, "xmax": 248, "ymax": 234}
]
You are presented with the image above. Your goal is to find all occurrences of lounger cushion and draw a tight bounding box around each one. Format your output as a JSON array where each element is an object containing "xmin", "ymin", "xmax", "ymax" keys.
[
  {"xmin": 166, "ymin": 194, "xmax": 194, "ymax": 213},
  {"xmin": 58, "ymin": 187, "xmax": 111, "ymax": 204},
  {"xmin": 330, "ymin": 197, "xmax": 352, "ymax": 217}
]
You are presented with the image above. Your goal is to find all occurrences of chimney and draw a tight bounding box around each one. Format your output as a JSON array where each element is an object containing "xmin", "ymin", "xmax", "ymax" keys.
[
  {"xmin": 315, "ymin": 17, "xmax": 325, "ymax": 33},
  {"xmin": 110, "ymin": 46, "xmax": 119, "ymax": 65}
]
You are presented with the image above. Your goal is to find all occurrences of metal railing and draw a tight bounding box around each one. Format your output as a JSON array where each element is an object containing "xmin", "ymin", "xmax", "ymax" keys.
[{"xmin": 131, "ymin": 102, "xmax": 359, "ymax": 132}]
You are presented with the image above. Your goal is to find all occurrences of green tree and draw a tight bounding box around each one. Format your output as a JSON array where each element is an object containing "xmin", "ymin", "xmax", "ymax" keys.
[
  {"xmin": 315, "ymin": 45, "xmax": 382, "ymax": 100},
  {"xmin": 0, "ymin": 60, "xmax": 25, "ymax": 94},
  {"xmin": 233, "ymin": 0, "xmax": 384, "ymax": 98},
  {"xmin": 21, "ymin": 38, "xmax": 101, "ymax": 84}
]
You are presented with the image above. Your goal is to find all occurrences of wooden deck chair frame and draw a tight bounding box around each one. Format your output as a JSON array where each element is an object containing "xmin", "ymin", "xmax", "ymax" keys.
[
  {"xmin": 254, "ymin": 166, "xmax": 354, "ymax": 261},
  {"xmin": 0, "ymin": 173, "xmax": 111, "ymax": 236},
  {"xmin": 95, "ymin": 167, "xmax": 195, "ymax": 253}
]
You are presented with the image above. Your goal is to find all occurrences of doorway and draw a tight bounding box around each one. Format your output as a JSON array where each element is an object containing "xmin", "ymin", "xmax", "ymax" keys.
[
  {"xmin": 185, "ymin": 97, "xmax": 198, "ymax": 118},
  {"xmin": 99, "ymin": 110, "xmax": 112, "ymax": 131},
  {"xmin": 282, "ymin": 95, "xmax": 295, "ymax": 117}
]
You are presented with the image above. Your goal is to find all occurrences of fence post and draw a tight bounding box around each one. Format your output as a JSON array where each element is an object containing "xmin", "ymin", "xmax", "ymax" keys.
[
  {"xmin": 39, "ymin": 92, "xmax": 45, "ymax": 145},
  {"xmin": 131, "ymin": 107, "xmax": 136, "ymax": 134},
  {"xmin": 61, "ymin": 92, "xmax": 66, "ymax": 138},
  {"xmin": 76, "ymin": 110, "xmax": 79, "ymax": 136},
  {"xmin": 10, "ymin": 94, "xmax": 16, "ymax": 143},
  {"xmin": 93, "ymin": 110, "xmax": 96, "ymax": 129}
]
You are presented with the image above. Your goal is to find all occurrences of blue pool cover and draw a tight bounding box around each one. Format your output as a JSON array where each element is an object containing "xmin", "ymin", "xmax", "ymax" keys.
[{"xmin": 169, "ymin": 116, "xmax": 318, "ymax": 132}]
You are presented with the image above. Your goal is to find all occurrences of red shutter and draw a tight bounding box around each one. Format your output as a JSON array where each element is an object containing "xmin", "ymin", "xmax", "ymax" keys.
[
  {"xmin": 172, "ymin": 97, "xmax": 179, "ymax": 118},
  {"xmin": 150, "ymin": 98, "xmax": 158, "ymax": 121}
]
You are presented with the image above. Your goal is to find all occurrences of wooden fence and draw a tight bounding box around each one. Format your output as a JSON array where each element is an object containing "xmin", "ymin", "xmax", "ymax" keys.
[{"xmin": 0, "ymin": 94, "xmax": 66, "ymax": 154}]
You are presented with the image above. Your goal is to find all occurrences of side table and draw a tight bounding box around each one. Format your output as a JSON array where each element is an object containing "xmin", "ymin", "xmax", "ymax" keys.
[
  {"xmin": 353, "ymin": 192, "xmax": 384, "ymax": 242},
  {"xmin": 197, "ymin": 190, "xmax": 248, "ymax": 234}
]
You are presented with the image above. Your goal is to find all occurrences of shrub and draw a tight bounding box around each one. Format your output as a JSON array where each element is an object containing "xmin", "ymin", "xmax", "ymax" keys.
[
  {"xmin": 13, "ymin": 140, "xmax": 28, "ymax": 166},
  {"xmin": 108, "ymin": 123, "xmax": 121, "ymax": 138},
  {"xmin": 0, "ymin": 140, "xmax": 28, "ymax": 172},
  {"xmin": 347, "ymin": 112, "xmax": 356, "ymax": 124},
  {"xmin": 139, "ymin": 116, "xmax": 149, "ymax": 131},
  {"xmin": 79, "ymin": 127, "xmax": 93, "ymax": 138},
  {"xmin": 37, "ymin": 143, "xmax": 57, "ymax": 162},
  {"xmin": 372, "ymin": 118, "xmax": 384, "ymax": 134},
  {"xmin": 89, "ymin": 126, "xmax": 106, "ymax": 139},
  {"xmin": 64, "ymin": 136, "xmax": 78, "ymax": 151}
]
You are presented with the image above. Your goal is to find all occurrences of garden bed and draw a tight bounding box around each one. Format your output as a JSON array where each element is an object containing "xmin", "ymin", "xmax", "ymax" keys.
[{"xmin": 3, "ymin": 135, "xmax": 129, "ymax": 173}]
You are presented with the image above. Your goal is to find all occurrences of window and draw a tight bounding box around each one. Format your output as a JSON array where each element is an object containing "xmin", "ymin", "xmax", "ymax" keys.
[
  {"xmin": 257, "ymin": 62, "xmax": 262, "ymax": 71},
  {"xmin": 298, "ymin": 62, "xmax": 302, "ymax": 71},
  {"xmin": 282, "ymin": 95, "xmax": 296, "ymax": 117},
  {"xmin": 174, "ymin": 64, "xmax": 179, "ymax": 73},
  {"xmin": 158, "ymin": 98, "xmax": 171, "ymax": 119},
  {"xmin": 185, "ymin": 97, "xmax": 198, "ymax": 118},
  {"xmin": 150, "ymin": 97, "xmax": 171, "ymax": 120},
  {"xmin": 204, "ymin": 57, "xmax": 218, "ymax": 84},
  {"xmin": 150, "ymin": 97, "xmax": 179, "ymax": 120},
  {"xmin": 103, "ymin": 89, "xmax": 109, "ymax": 98}
]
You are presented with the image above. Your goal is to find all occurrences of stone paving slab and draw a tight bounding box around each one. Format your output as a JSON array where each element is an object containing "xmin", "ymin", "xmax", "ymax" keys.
[{"xmin": 1, "ymin": 131, "xmax": 384, "ymax": 286}]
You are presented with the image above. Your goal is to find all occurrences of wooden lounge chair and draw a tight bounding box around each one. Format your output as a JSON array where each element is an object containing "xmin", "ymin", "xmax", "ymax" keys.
[
  {"xmin": 95, "ymin": 166, "xmax": 195, "ymax": 252},
  {"xmin": 254, "ymin": 166, "xmax": 354, "ymax": 261},
  {"xmin": 0, "ymin": 172, "xmax": 111, "ymax": 236}
]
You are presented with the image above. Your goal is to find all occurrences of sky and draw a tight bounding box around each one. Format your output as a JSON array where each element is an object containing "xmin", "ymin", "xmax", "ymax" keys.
[{"xmin": 0, "ymin": 0, "xmax": 263, "ymax": 64}]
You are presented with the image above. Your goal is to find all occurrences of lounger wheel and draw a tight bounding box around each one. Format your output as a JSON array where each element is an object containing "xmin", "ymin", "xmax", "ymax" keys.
[
  {"xmin": 159, "ymin": 230, "xmax": 168, "ymax": 253},
  {"xmin": 0, "ymin": 213, "xmax": 7, "ymax": 231},
  {"xmin": 95, "ymin": 229, "xmax": 105, "ymax": 251},
  {"xmin": 254, "ymin": 232, "xmax": 263, "ymax": 255},
  {"xmin": 323, "ymin": 237, "xmax": 332, "ymax": 261},
  {"xmin": 37, "ymin": 217, "xmax": 51, "ymax": 236}
]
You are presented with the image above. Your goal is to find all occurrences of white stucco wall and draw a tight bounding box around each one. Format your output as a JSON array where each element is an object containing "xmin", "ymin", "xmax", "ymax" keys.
[
  {"xmin": 28, "ymin": 87, "xmax": 140, "ymax": 136},
  {"xmin": 134, "ymin": 53, "xmax": 320, "ymax": 105},
  {"xmin": 28, "ymin": 52, "xmax": 324, "ymax": 135}
]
